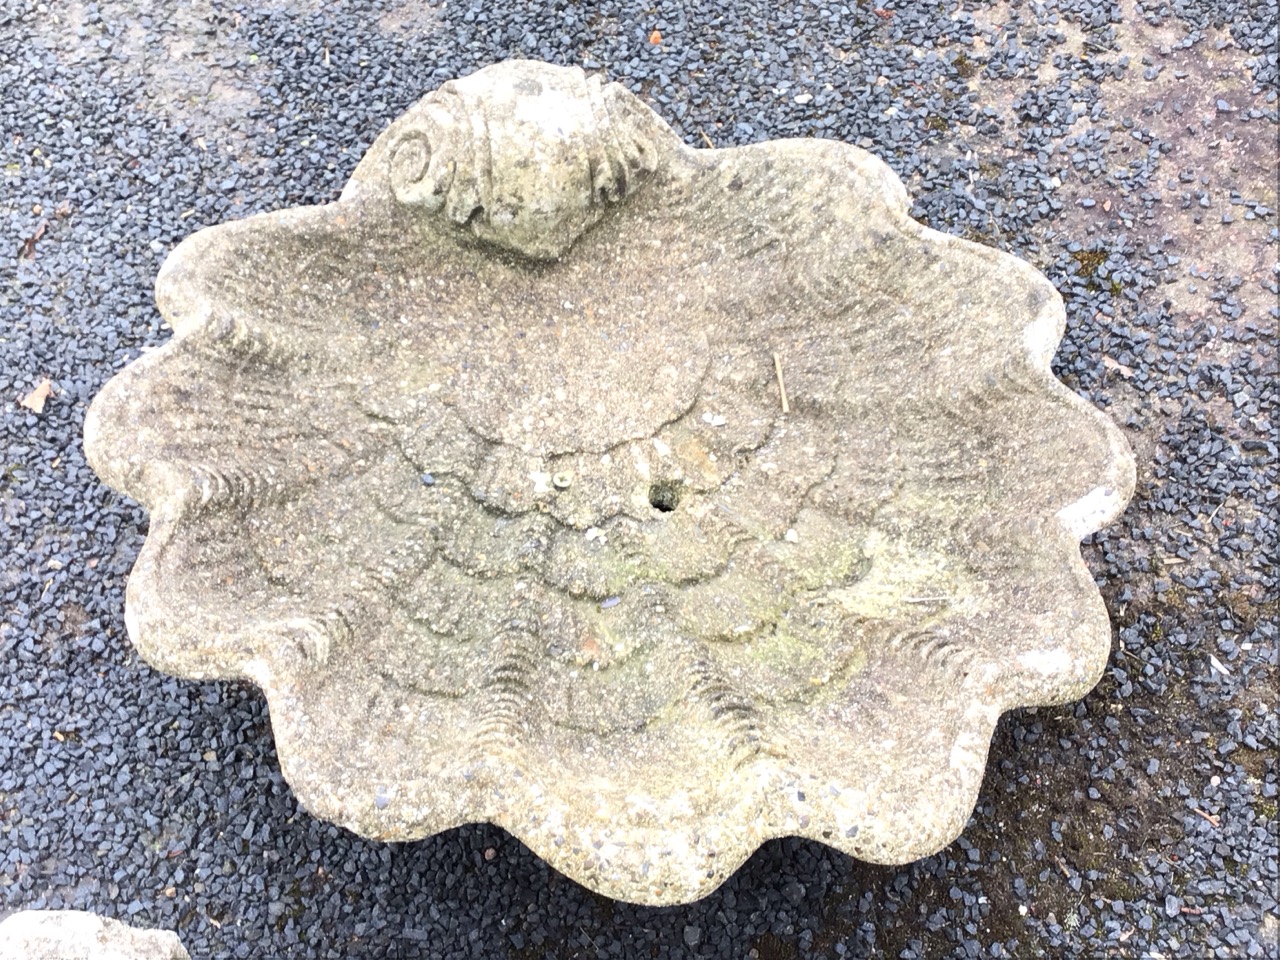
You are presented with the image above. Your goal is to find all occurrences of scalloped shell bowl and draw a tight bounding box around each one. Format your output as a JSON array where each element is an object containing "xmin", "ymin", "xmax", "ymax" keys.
[{"xmin": 84, "ymin": 60, "xmax": 1135, "ymax": 905}]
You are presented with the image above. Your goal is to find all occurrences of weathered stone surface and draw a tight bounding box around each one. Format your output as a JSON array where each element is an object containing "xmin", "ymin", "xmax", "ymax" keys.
[
  {"xmin": 84, "ymin": 59, "xmax": 1135, "ymax": 905},
  {"xmin": 0, "ymin": 911, "xmax": 190, "ymax": 960}
]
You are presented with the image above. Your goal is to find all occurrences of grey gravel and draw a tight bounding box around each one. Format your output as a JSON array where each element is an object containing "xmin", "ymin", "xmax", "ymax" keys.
[{"xmin": 1, "ymin": 0, "xmax": 1276, "ymax": 958}]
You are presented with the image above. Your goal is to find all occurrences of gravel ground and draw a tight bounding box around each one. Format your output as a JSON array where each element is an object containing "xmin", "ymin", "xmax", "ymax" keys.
[{"xmin": 1, "ymin": 0, "xmax": 1275, "ymax": 957}]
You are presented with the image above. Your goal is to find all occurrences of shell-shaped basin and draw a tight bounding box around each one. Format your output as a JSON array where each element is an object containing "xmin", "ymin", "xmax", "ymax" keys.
[{"xmin": 85, "ymin": 59, "xmax": 1135, "ymax": 905}]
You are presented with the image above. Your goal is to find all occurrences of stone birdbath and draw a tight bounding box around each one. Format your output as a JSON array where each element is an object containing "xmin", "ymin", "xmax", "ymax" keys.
[{"xmin": 85, "ymin": 60, "xmax": 1135, "ymax": 905}]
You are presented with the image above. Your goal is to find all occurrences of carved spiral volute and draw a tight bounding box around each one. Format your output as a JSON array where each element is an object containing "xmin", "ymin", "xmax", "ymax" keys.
[{"xmin": 383, "ymin": 61, "xmax": 667, "ymax": 260}]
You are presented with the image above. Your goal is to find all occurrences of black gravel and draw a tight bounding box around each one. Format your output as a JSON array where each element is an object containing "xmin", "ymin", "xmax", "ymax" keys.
[{"xmin": 2, "ymin": 1, "xmax": 1276, "ymax": 957}]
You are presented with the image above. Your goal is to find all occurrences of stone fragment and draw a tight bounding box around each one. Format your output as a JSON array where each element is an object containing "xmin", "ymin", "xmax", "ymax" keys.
[
  {"xmin": 84, "ymin": 59, "xmax": 1135, "ymax": 905},
  {"xmin": 0, "ymin": 911, "xmax": 190, "ymax": 960}
]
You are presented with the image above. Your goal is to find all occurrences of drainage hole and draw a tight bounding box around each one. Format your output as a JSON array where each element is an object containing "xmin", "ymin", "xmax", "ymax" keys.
[{"xmin": 648, "ymin": 479, "xmax": 684, "ymax": 513}]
